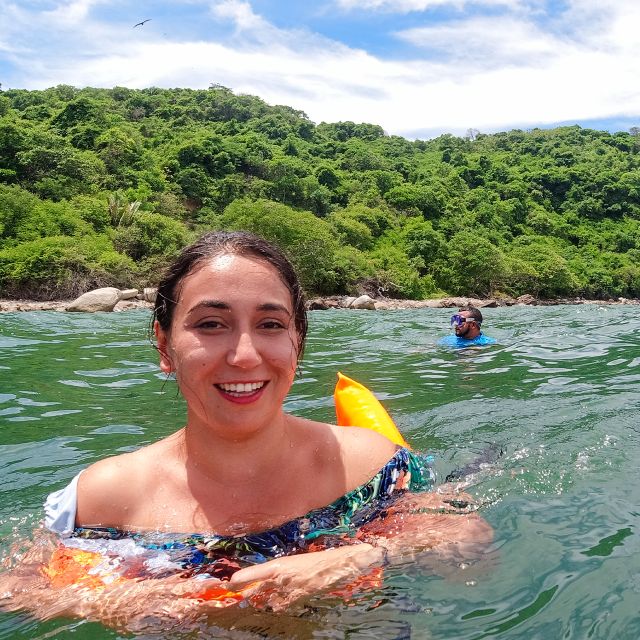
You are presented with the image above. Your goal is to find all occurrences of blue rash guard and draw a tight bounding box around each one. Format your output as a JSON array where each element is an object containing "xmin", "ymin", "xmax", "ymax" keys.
[{"xmin": 437, "ymin": 333, "xmax": 497, "ymax": 348}]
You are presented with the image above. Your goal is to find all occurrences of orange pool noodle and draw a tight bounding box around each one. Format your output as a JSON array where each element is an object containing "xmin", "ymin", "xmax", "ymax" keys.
[
  {"xmin": 334, "ymin": 372, "xmax": 409, "ymax": 449},
  {"xmin": 190, "ymin": 583, "xmax": 245, "ymax": 604},
  {"xmin": 41, "ymin": 546, "xmax": 121, "ymax": 590}
]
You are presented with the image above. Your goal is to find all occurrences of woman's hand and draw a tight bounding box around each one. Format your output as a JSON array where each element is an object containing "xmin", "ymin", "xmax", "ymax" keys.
[
  {"xmin": 227, "ymin": 543, "xmax": 386, "ymax": 611},
  {"xmin": 390, "ymin": 489, "xmax": 480, "ymax": 514},
  {"xmin": 359, "ymin": 490, "xmax": 494, "ymax": 563}
]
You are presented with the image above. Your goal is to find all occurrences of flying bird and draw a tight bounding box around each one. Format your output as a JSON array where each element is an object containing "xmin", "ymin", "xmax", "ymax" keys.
[{"xmin": 133, "ymin": 19, "xmax": 151, "ymax": 28}]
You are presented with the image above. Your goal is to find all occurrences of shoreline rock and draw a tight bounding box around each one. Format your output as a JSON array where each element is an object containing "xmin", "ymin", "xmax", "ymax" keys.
[
  {"xmin": 0, "ymin": 286, "xmax": 158, "ymax": 313},
  {"xmin": 2, "ymin": 294, "xmax": 638, "ymax": 313},
  {"xmin": 66, "ymin": 287, "xmax": 122, "ymax": 313},
  {"xmin": 305, "ymin": 294, "xmax": 640, "ymax": 310},
  {"xmin": 0, "ymin": 298, "xmax": 154, "ymax": 313}
]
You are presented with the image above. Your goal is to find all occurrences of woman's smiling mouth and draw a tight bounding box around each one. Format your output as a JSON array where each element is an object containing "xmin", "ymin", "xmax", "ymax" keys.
[{"xmin": 215, "ymin": 381, "xmax": 268, "ymax": 403}]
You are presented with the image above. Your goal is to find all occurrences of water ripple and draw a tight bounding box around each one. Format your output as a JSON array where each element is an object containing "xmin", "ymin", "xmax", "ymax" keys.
[{"xmin": 1, "ymin": 306, "xmax": 639, "ymax": 638}]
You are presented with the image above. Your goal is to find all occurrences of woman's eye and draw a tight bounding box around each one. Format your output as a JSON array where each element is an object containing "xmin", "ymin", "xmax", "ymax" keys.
[
  {"xmin": 196, "ymin": 320, "xmax": 222, "ymax": 329},
  {"xmin": 261, "ymin": 320, "xmax": 285, "ymax": 330}
]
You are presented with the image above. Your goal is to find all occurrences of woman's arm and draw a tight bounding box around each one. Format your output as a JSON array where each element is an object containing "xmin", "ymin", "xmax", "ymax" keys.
[
  {"xmin": 358, "ymin": 489, "xmax": 494, "ymax": 564},
  {"xmin": 0, "ymin": 564, "xmax": 241, "ymax": 632},
  {"xmin": 227, "ymin": 543, "xmax": 386, "ymax": 611},
  {"xmin": 1, "ymin": 496, "xmax": 492, "ymax": 627},
  {"xmin": 227, "ymin": 493, "xmax": 493, "ymax": 611},
  {"xmin": 0, "ymin": 541, "xmax": 238, "ymax": 633},
  {"xmin": 1, "ymin": 543, "xmax": 384, "ymax": 625}
]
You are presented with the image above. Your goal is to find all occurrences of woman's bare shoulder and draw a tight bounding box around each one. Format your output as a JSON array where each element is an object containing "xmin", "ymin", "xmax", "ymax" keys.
[
  {"xmin": 297, "ymin": 419, "xmax": 399, "ymax": 488},
  {"xmin": 79, "ymin": 450, "xmax": 139, "ymax": 490},
  {"xmin": 292, "ymin": 418, "xmax": 396, "ymax": 455},
  {"xmin": 336, "ymin": 424, "xmax": 399, "ymax": 480},
  {"xmin": 76, "ymin": 435, "xmax": 181, "ymax": 528}
]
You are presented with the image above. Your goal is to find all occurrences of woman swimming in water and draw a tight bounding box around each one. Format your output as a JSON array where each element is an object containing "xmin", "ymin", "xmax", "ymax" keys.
[{"xmin": 0, "ymin": 231, "xmax": 491, "ymax": 627}]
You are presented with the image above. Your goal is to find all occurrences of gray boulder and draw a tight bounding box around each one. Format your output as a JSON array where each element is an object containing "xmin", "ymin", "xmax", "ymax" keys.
[
  {"xmin": 66, "ymin": 287, "xmax": 121, "ymax": 312},
  {"xmin": 119, "ymin": 288, "xmax": 139, "ymax": 300},
  {"xmin": 351, "ymin": 294, "xmax": 376, "ymax": 310},
  {"xmin": 307, "ymin": 298, "xmax": 331, "ymax": 310}
]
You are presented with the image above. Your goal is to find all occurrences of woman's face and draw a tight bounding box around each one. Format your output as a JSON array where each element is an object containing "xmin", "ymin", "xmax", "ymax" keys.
[{"xmin": 155, "ymin": 254, "xmax": 299, "ymax": 439}]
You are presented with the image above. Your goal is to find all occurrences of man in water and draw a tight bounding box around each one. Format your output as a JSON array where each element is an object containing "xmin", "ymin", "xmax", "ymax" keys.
[{"xmin": 438, "ymin": 306, "xmax": 496, "ymax": 347}]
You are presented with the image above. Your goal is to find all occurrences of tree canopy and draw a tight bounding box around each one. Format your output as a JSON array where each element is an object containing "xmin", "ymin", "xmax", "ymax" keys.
[{"xmin": 2, "ymin": 84, "xmax": 640, "ymax": 300}]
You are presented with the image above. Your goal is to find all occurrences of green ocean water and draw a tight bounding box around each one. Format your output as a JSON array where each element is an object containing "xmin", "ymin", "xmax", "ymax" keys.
[{"xmin": 1, "ymin": 305, "xmax": 639, "ymax": 639}]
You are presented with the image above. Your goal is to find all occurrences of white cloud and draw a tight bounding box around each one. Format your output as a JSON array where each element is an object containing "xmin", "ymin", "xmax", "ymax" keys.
[
  {"xmin": 334, "ymin": 0, "xmax": 520, "ymax": 12},
  {"xmin": 3, "ymin": 0, "xmax": 640, "ymax": 138},
  {"xmin": 564, "ymin": 0, "xmax": 640, "ymax": 50},
  {"xmin": 27, "ymin": 32, "xmax": 638, "ymax": 137},
  {"xmin": 209, "ymin": 0, "xmax": 270, "ymax": 32},
  {"xmin": 397, "ymin": 16, "xmax": 565, "ymax": 67},
  {"xmin": 0, "ymin": 2, "xmax": 39, "ymax": 47},
  {"xmin": 42, "ymin": 0, "xmax": 103, "ymax": 26}
]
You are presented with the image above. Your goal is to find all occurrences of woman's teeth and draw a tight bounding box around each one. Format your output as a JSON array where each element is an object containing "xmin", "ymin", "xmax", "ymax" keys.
[{"xmin": 217, "ymin": 382, "xmax": 265, "ymax": 394}]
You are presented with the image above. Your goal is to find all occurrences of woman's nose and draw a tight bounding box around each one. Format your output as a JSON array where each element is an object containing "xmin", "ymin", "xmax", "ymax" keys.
[{"xmin": 227, "ymin": 331, "xmax": 262, "ymax": 367}]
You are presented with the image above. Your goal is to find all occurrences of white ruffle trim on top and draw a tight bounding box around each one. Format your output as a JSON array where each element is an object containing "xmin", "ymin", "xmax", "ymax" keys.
[{"xmin": 44, "ymin": 472, "xmax": 81, "ymax": 535}]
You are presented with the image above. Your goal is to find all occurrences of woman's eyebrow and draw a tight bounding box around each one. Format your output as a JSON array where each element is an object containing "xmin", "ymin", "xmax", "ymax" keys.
[
  {"xmin": 186, "ymin": 301, "xmax": 291, "ymax": 315},
  {"xmin": 257, "ymin": 303, "xmax": 291, "ymax": 315},
  {"xmin": 187, "ymin": 300, "xmax": 229, "ymax": 314}
]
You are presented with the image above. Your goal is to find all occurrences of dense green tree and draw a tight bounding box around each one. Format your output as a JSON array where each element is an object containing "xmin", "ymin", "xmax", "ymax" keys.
[
  {"xmin": 0, "ymin": 234, "xmax": 135, "ymax": 299},
  {"xmin": 384, "ymin": 183, "xmax": 446, "ymax": 218},
  {"xmin": 112, "ymin": 211, "xmax": 189, "ymax": 262},
  {"xmin": 339, "ymin": 139, "xmax": 388, "ymax": 172},
  {"xmin": 52, "ymin": 96, "xmax": 108, "ymax": 133},
  {"xmin": 317, "ymin": 121, "xmax": 385, "ymax": 142},
  {"xmin": 368, "ymin": 239, "xmax": 438, "ymax": 299},
  {"xmin": 3, "ymin": 85, "xmax": 640, "ymax": 300},
  {"xmin": 327, "ymin": 211, "xmax": 374, "ymax": 250},
  {"xmin": 219, "ymin": 199, "xmax": 344, "ymax": 293},
  {"xmin": 402, "ymin": 218, "xmax": 446, "ymax": 267},
  {"xmin": 70, "ymin": 195, "xmax": 111, "ymax": 232},
  {"xmin": 506, "ymin": 237, "xmax": 578, "ymax": 297},
  {"xmin": 338, "ymin": 204, "xmax": 397, "ymax": 238},
  {"xmin": 432, "ymin": 232, "xmax": 507, "ymax": 296},
  {"xmin": 0, "ymin": 184, "xmax": 40, "ymax": 242}
]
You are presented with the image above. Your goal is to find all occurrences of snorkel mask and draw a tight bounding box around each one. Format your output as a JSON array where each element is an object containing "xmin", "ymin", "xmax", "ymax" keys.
[{"xmin": 450, "ymin": 314, "xmax": 480, "ymax": 328}]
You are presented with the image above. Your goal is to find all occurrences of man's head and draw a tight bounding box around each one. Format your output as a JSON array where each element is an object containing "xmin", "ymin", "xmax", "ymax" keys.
[{"xmin": 450, "ymin": 306, "xmax": 483, "ymax": 339}]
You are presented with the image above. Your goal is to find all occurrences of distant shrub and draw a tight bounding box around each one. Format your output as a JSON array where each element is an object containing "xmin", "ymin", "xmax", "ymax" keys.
[
  {"xmin": 506, "ymin": 237, "xmax": 579, "ymax": 297},
  {"xmin": 219, "ymin": 198, "xmax": 342, "ymax": 294},
  {"xmin": 432, "ymin": 231, "xmax": 507, "ymax": 297},
  {"xmin": 368, "ymin": 242, "xmax": 437, "ymax": 299},
  {"xmin": 0, "ymin": 234, "xmax": 136, "ymax": 299},
  {"xmin": 112, "ymin": 212, "xmax": 189, "ymax": 261},
  {"xmin": 327, "ymin": 212, "xmax": 374, "ymax": 250}
]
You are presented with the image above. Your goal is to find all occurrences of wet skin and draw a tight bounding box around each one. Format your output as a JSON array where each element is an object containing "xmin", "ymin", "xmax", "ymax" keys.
[
  {"xmin": 155, "ymin": 254, "xmax": 300, "ymax": 442},
  {"xmin": 454, "ymin": 310, "xmax": 481, "ymax": 340}
]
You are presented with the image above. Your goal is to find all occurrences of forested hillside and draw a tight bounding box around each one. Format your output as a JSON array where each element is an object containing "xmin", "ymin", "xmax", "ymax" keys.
[{"xmin": 1, "ymin": 84, "xmax": 640, "ymax": 300}]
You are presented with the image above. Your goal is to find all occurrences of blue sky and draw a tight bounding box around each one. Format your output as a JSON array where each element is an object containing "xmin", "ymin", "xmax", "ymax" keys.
[{"xmin": 1, "ymin": 0, "xmax": 639, "ymax": 139}]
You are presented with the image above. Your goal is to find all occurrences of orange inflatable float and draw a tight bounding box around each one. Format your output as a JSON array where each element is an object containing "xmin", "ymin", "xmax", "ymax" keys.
[
  {"xmin": 334, "ymin": 371, "xmax": 409, "ymax": 448},
  {"xmin": 42, "ymin": 373, "xmax": 407, "ymax": 603}
]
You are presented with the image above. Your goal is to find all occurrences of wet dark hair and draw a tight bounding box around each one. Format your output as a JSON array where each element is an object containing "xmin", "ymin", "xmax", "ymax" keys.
[
  {"xmin": 459, "ymin": 305, "xmax": 483, "ymax": 324},
  {"xmin": 153, "ymin": 231, "xmax": 308, "ymax": 358}
]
